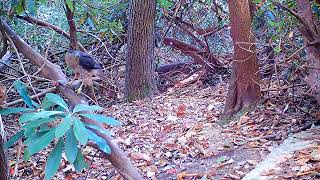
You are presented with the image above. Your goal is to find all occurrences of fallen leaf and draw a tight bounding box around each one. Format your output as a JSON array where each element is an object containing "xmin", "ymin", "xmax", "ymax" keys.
[
  {"xmin": 176, "ymin": 104, "xmax": 186, "ymax": 118},
  {"xmin": 130, "ymin": 152, "xmax": 152, "ymax": 162},
  {"xmin": 238, "ymin": 115, "xmax": 250, "ymax": 125}
]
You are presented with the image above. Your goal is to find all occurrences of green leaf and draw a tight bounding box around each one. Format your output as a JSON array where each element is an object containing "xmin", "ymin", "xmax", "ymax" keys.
[
  {"xmin": 4, "ymin": 130, "xmax": 24, "ymax": 149},
  {"xmin": 65, "ymin": 0, "xmax": 74, "ymax": 11},
  {"xmin": 13, "ymin": 80, "xmax": 33, "ymax": 108},
  {"xmin": 24, "ymin": 131, "xmax": 48, "ymax": 145},
  {"xmin": 44, "ymin": 93, "xmax": 68, "ymax": 110},
  {"xmin": 24, "ymin": 148, "xmax": 31, "ymax": 161},
  {"xmin": 15, "ymin": 0, "xmax": 24, "ymax": 15},
  {"xmin": 11, "ymin": 0, "xmax": 19, "ymax": 7},
  {"xmin": 22, "ymin": 118, "xmax": 56, "ymax": 129},
  {"xmin": 80, "ymin": 114, "xmax": 121, "ymax": 126},
  {"xmin": 0, "ymin": 107, "xmax": 32, "ymax": 115},
  {"xmin": 27, "ymin": 0, "xmax": 37, "ymax": 16},
  {"xmin": 28, "ymin": 128, "xmax": 56, "ymax": 155},
  {"xmin": 45, "ymin": 138, "xmax": 64, "ymax": 180},
  {"xmin": 87, "ymin": 129, "xmax": 111, "ymax": 154},
  {"xmin": 84, "ymin": 123, "xmax": 111, "ymax": 136},
  {"xmin": 39, "ymin": 123, "xmax": 51, "ymax": 132},
  {"xmin": 73, "ymin": 104, "xmax": 103, "ymax": 114},
  {"xmin": 65, "ymin": 129, "xmax": 78, "ymax": 163},
  {"xmin": 73, "ymin": 151, "xmax": 88, "ymax": 172},
  {"xmin": 55, "ymin": 115, "xmax": 73, "ymax": 138},
  {"xmin": 73, "ymin": 118, "xmax": 88, "ymax": 145},
  {"xmin": 41, "ymin": 97, "xmax": 56, "ymax": 110},
  {"xmin": 19, "ymin": 111, "xmax": 64, "ymax": 123},
  {"xmin": 24, "ymin": 127, "xmax": 36, "ymax": 138}
]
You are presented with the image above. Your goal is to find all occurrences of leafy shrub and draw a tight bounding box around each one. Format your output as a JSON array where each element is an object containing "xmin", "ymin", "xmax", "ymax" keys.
[{"xmin": 0, "ymin": 80, "xmax": 120, "ymax": 180}]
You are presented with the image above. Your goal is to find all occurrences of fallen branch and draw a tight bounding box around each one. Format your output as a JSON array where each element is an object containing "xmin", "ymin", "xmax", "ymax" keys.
[{"xmin": 163, "ymin": 37, "xmax": 223, "ymax": 71}]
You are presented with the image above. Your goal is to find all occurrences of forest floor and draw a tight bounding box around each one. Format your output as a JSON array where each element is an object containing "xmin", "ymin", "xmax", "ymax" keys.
[{"xmin": 8, "ymin": 79, "xmax": 320, "ymax": 179}]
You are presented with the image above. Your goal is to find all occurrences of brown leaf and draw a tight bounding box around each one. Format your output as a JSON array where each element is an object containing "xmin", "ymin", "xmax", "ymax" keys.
[
  {"xmin": 130, "ymin": 152, "xmax": 152, "ymax": 163},
  {"xmin": 177, "ymin": 104, "xmax": 186, "ymax": 118}
]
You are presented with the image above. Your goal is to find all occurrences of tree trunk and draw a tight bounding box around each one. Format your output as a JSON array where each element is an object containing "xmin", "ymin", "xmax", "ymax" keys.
[
  {"xmin": 296, "ymin": 0, "xmax": 320, "ymax": 103},
  {"xmin": 0, "ymin": 135, "xmax": 8, "ymax": 180},
  {"xmin": 125, "ymin": 0, "xmax": 157, "ymax": 102},
  {"xmin": 0, "ymin": 115, "xmax": 8, "ymax": 180},
  {"xmin": 64, "ymin": 0, "xmax": 79, "ymax": 50},
  {"xmin": 224, "ymin": 0, "xmax": 261, "ymax": 116}
]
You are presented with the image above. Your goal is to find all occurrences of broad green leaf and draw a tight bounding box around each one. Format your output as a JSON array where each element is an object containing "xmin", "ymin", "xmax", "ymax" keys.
[
  {"xmin": 80, "ymin": 114, "xmax": 120, "ymax": 126},
  {"xmin": 19, "ymin": 111, "xmax": 64, "ymax": 123},
  {"xmin": 55, "ymin": 115, "xmax": 73, "ymax": 138},
  {"xmin": 24, "ymin": 127, "xmax": 36, "ymax": 138},
  {"xmin": 22, "ymin": 118, "xmax": 56, "ymax": 129},
  {"xmin": 24, "ymin": 148, "xmax": 31, "ymax": 161},
  {"xmin": 27, "ymin": 0, "xmax": 37, "ymax": 16},
  {"xmin": 24, "ymin": 131, "xmax": 48, "ymax": 145},
  {"xmin": 0, "ymin": 107, "xmax": 32, "ymax": 115},
  {"xmin": 41, "ymin": 97, "xmax": 56, "ymax": 110},
  {"xmin": 11, "ymin": 0, "xmax": 19, "ymax": 7},
  {"xmin": 39, "ymin": 123, "xmax": 51, "ymax": 132},
  {"xmin": 45, "ymin": 139, "xmax": 64, "ymax": 180},
  {"xmin": 73, "ymin": 151, "xmax": 88, "ymax": 172},
  {"xmin": 44, "ymin": 93, "xmax": 68, "ymax": 110},
  {"xmin": 87, "ymin": 129, "xmax": 111, "ymax": 154},
  {"xmin": 84, "ymin": 123, "xmax": 111, "ymax": 136},
  {"xmin": 4, "ymin": 130, "xmax": 24, "ymax": 149},
  {"xmin": 15, "ymin": 1, "xmax": 24, "ymax": 15},
  {"xmin": 73, "ymin": 118, "xmax": 88, "ymax": 145},
  {"xmin": 65, "ymin": 0, "xmax": 74, "ymax": 11},
  {"xmin": 65, "ymin": 129, "xmax": 78, "ymax": 163},
  {"xmin": 28, "ymin": 128, "xmax": 56, "ymax": 155},
  {"xmin": 13, "ymin": 80, "xmax": 33, "ymax": 108},
  {"xmin": 73, "ymin": 104, "xmax": 103, "ymax": 113}
]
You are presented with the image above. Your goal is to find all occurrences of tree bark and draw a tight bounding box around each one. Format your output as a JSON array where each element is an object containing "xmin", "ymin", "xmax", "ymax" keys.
[
  {"xmin": 0, "ymin": 126, "xmax": 8, "ymax": 180},
  {"xmin": 64, "ymin": 0, "xmax": 79, "ymax": 50},
  {"xmin": 224, "ymin": 0, "xmax": 261, "ymax": 116},
  {"xmin": 296, "ymin": 0, "xmax": 320, "ymax": 103},
  {"xmin": 0, "ymin": 19, "xmax": 142, "ymax": 180},
  {"xmin": 125, "ymin": 0, "xmax": 157, "ymax": 102}
]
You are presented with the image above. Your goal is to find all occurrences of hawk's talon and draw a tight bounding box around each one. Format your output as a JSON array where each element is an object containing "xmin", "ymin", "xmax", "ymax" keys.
[{"xmin": 76, "ymin": 83, "xmax": 84, "ymax": 94}]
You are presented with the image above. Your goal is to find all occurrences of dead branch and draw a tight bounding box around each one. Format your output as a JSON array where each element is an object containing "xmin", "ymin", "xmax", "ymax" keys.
[
  {"xmin": 16, "ymin": 15, "xmax": 87, "ymax": 52},
  {"xmin": 163, "ymin": 37, "xmax": 223, "ymax": 71},
  {"xmin": 0, "ymin": 27, "xmax": 8, "ymax": 59},
  {"xmin": 0, "ymin": 52, "xmax": 13, "ymax": 72},
  {"xmin": 6, "ymin": 87, "xmax": 57, "ymax": 107},
  {"xmin": 0, "ymin": 19, "xmax": 142, "ymax": 180}
]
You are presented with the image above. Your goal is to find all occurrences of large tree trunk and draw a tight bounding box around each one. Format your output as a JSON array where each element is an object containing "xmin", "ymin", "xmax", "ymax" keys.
[
  {"xmin": 224, "ymin": 0, "xmax": 261, "ymax": 116},
  {"xmin": 125, "ymin": 0, "xmax": 157, "ymax": 102},
  {"xmin": 296, "ymin": 0, "xmax": 320, "ymax": 103}
]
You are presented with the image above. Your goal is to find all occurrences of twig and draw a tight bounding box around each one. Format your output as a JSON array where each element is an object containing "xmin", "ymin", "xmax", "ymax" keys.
[
  {"xmin": 33, "ymin": 31, "xmax": 55, "ymax": 76},
  {"xmin": 261, "ymin": 83, "xmax": 306, "ymax": 92},
  {"xmin": 13, "ymin": 141, "xmax": 22, "ymax": 177},
  {"xmin": 6, "ymin": 87, "xmax": 57, "ymax": 107},
  {"xmin": 271, "ymin": 0, "xmax": 317, "ymax": 41},
  {"xmin": 6, "ymin": 34, "xmax": 41, "ymax": 103}
]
